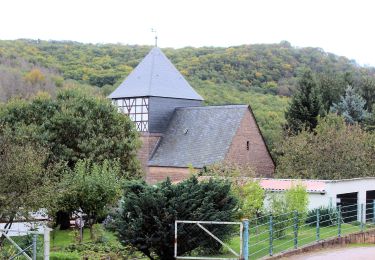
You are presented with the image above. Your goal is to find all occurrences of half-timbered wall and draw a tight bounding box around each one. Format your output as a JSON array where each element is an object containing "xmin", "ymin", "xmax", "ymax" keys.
[{"xmin": 113, "ymin": 97, "xmax": 149, "ymax": 132}]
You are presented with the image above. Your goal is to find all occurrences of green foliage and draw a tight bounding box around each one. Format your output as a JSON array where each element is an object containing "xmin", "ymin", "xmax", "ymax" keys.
[
  {"xmin": 58, "ymin": 159, "xmax": 122, "ymax": 231},
  {"xmin": 200, "ymin": 162, "xmax": 256, "ymax": 178},
  {"xmin": 235, "ymin": 181, "xmax": 265, "ymax": 219},
  {"xmin": 285, "ymin": 183, "xmax": 309, "ymax": 219},
  {"xmin": 331, "ymin": 85, "xmax": 369, "ymax": 124},
  {"xmin": 285, "ymin": 70, "xmax": 324, "ymax": 134},
  {"xmin": 276, "ymin": 114, "xmax": 375, "ymax": 179},
  {"xmin": 64, "ymin": 241, "xmax": 142, "ymax": 259},
  {"xmin": 1, "ymin": 40, "xmax": 371, "ymax": 91},
  {"xmin": 0, "ymin": 128, "xmax": 54, "ymax": 230},
  {"xmin": 266, "ymin": 184, "xmax": 308, "ymax": 238},
  {"xmin": 266, "ymin": 193, "xmax": 289, "ymax": 238},
  {"xmin": 114, "ymin": 176, "xmax": 238, "ymax": 260},
  {"xmin": 0, "ymin": 88, "xmax": 141, "ymax": 177},
  {"xmin": 50, "ymin": 251, "xmax": 80, "ymax": 260},
  {"xmin": 306, "ymin": 206, "xmax": 338, "ymax": 227}
]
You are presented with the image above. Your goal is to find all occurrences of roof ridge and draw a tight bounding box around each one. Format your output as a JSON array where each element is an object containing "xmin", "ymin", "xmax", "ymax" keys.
[{"xmin": 175, "ymin": 104, "xmax": 248, "ymax": 110}]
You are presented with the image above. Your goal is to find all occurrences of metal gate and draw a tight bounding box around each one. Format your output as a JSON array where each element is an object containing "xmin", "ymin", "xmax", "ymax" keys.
[
  {"xmin": 174, "ymin": 220, "xmax": 244, "ymax": 260},
  {"xmin": 0, "ymin": 228, "xmax": 51, "ymax": 260}
]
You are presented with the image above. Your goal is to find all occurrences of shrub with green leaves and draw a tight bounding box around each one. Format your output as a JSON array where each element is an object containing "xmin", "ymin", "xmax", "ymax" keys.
[{"xmin": 306, "ymin": 206, "xmax": 338, "ymax": 227}]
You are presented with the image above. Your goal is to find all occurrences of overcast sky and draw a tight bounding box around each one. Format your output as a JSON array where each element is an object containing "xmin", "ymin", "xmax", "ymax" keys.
[{"xmin": 1, "ymin": 0, "xmax": 375, "ymax": 65}]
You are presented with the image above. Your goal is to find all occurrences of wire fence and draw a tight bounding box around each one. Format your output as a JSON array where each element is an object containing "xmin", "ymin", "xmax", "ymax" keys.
[
  {"xmin": 175, "ymin": 202, "xmax": 375, "ymax": 260},
  {"xmin": 0, "ymin": 227, "xmax": 51, "ymax": 260},
  {"xmin": 247, "ymin": 201, "xmax": 375, "ymax": 259}
]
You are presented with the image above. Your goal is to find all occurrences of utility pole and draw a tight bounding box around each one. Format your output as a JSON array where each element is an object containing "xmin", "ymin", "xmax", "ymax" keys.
[{"xmin": 151, "ymin": 28, "xmax": 158, "ymax": 47}]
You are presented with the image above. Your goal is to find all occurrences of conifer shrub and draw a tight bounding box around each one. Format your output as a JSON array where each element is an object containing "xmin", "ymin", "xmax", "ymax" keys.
[{"xmin": 114, "ymin": 176, "xmax": 238, "ymax": 260}]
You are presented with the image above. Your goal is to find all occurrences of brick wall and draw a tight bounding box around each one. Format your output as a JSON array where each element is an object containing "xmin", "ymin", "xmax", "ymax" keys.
[
  {"xmin": 224, "ymin": 109, "xmax": 275, "ymax": 177},
  {"xmin": 138, "ymin": 133, "xmax": 162, "ymax": 175},
  {"xmin": 146, "ymin": 166, "xmax": 193, "ymax": 184}
]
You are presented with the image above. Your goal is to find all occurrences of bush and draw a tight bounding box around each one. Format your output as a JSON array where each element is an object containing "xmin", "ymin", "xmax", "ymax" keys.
[
  {"xmin": 305, "ymin": 206, "xmax": 338, "ymax": 227},
  {"xmin": 114, "ymin": 176, "xmax": 238, "ymax": 260},
  {"xmin": 64, "ymin": 241, "xmax": 143, "ymax": 259},
  {"xmin": 50, "ymin": 252, "xmax": 80, "ymax": 260}
]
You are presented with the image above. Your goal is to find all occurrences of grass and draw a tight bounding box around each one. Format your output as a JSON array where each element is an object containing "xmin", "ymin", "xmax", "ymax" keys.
[{"xmin": 50, "ymin": 228, "xmax": 118, "ymax": 250}]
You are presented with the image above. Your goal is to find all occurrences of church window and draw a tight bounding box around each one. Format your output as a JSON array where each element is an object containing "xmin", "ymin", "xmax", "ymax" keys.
[{"xmin": 247, "ymin": 141, "xmax": 250, "ymax": 150}]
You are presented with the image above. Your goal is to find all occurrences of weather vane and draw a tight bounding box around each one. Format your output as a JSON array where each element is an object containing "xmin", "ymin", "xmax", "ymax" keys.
[{"xmin": 151, "ymin": 28, "xmax": 158, "ymax": 47}]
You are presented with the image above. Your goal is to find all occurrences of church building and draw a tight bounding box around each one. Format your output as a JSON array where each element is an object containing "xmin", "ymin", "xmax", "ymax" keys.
[{"xmin": 109, "ymin": 47, "xmax": 275, "ymax": 183}]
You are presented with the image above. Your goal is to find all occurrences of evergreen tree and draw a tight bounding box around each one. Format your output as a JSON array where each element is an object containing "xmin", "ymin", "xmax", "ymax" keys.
[
  {"xmin": 114, "ymin": 176, "xmax": 237, "ymax": 260},
  {"xmin": 285, "ymin": 70, "xmax": 323, "ymax": 134},
  {"xmin": 330, "ymin": 85, "xmax": 368, "ymax": 124}
]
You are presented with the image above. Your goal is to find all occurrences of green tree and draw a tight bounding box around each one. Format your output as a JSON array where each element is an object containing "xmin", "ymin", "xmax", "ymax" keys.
[
  {"xmin": 285, "ymin": 70, "xmax": 323, "ymax": 134},
  {"xmin": 114, "ymin": 176, "xmax": 238, "ymax": 260},
  {"xmin": 58, "ymin": 159, "xmax": 122, "ymax": 238},
  {"xmin": 0, "ymin": 129, "xmax": 54, "ymax": 247},
  {"xmin": 331, "ymin": 85, "xmax": 369, "ymax": 124},
  {"xmin": 235, "ymin": 181, "xmax": 264, "ymax": 219},
  {"xmin": 276, "ymin": 114, "xmax": 375, "ymax": 179},
  {"xmin": 285, "ymin": 183, "xmax": 309, "ymax": 219},
  {"xmin": 0, "ymin": 88, "xmax": 141, "ymax": 177}
]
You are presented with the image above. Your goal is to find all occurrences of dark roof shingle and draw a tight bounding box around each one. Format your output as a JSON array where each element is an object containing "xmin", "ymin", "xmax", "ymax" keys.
[{"xmin": 148, "ymin": 105, "xmax": 247, "ymax": 168}]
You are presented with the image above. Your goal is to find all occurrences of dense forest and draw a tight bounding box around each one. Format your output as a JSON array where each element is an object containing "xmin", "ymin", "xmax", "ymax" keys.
[{"xmin": 1, "ymin": 39, "xmax": 374, "ymax": 151}]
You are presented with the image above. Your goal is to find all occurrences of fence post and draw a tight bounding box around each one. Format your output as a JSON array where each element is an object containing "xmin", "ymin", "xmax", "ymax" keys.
[
  {"xmin": 316, "ymin": 208, "xmax": 320, "ymax": 241},
  {"xmin": 293, "ymin": 211, "xmax": 298, "ymax": 249},
  {"xmin": 32, "ymin": 234, "xmax": 37, "ymax": 260},
  {"xmin": 242, "ymin": 219, "xmax": 249, "ymax": 260},
  {"xmin": 44, "ymin": 227, "xmax": 51, "ymax": 260},
  {"xmin": 361, "ymin": 203, "xmax": 364, "ymax": 232},
  {"xmin": 269, "ymin": 215, "xmax": 273, "ymax": 256},
  {"xmin": 337, "ymin": 205, "xmax": 341, "ymax": 238},
  {"xmin": 373, "ymin": 200, "xmax": 375, "ymax": 224}
]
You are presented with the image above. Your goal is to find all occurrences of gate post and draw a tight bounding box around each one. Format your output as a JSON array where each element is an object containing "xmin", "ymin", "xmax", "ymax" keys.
[
  {"xmin": 242, "ymin": 219, "xmax": 249, "ymax": 260},
  {"xmin": 269, "ymin": 215, "xmax": 273, "ymax": 256},
  {"xmin": 337, "ymin": 205, "xmax": 341, "ymax": 238},
  {"xmin": 293, "ymin": 211, "xmax": 298, "ymax": 249},
  {"xmin": 44, "ymin": 227, "xmax": 51, "ymax": 260},
  {"xmin": 361, "ymin": 203, "xmax": 364, "ymax": 232},
  {"xmin": 316, "ymin": 208, "xmax": 320, "ymax": 241},
  {"xmin": 32, "ymin": 234, "xmax": 37, "ymax": 260}
]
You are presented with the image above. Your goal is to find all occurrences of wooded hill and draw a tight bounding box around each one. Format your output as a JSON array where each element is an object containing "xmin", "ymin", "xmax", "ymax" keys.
[{"xmin": 1, "ymin": 39, "xmax": 374, "ymax": 151}]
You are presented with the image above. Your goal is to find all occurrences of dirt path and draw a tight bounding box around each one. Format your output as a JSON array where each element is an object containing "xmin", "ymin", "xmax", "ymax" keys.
[{"xmin": 286, "ymin": 246, "xmax": 375, "ymax": 260}]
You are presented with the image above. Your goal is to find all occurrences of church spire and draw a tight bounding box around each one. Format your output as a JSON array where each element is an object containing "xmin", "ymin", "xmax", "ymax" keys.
[{"xmin": 109, "ymin": 47, "xmax": 203, "ymax": 100}]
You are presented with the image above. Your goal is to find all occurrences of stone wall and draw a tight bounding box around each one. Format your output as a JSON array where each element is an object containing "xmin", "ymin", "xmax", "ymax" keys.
[{"xmin": 225, "ymin": 108, "xmax": 275, "ymax": 177}]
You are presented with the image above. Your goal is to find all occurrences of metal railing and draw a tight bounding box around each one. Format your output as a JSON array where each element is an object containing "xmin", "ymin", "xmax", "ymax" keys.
[{"xmin": 244, "ymin": 201, "xmax": 375, "ymax": 260}]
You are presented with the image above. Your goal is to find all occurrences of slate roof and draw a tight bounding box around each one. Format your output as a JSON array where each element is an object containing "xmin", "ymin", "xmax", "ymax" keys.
[
  {"xmin": 108, "ymin": 47, "xmax": 204, "ymax": 100},
  {"xmin": 148, "ymin": 105, "xmax": 248, "ymax": 168}
]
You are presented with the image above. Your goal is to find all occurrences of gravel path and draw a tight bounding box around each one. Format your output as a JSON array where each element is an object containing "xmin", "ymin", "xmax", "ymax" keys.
[{"xmin": 286, "ymin": 246, "xmax": 375, "ymax": 260}]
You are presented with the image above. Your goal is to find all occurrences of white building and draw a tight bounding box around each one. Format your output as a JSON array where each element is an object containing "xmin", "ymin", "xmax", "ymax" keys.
[{"xmin": 260, "ymin": 177, "xmax": 375, "ymax": 221}]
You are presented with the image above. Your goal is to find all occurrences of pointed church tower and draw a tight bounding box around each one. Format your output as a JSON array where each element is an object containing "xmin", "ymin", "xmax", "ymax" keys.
[
  {"xmin": 109, "ymin": 47, "xmax": 203, "ymax": 133},
  {"xmin": 109, "ymin": 47, "xmax": 204, "ymax": 173}
]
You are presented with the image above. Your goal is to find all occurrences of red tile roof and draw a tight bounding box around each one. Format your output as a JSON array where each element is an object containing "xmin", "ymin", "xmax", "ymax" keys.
[{"xmin": 258, "ymin": 179, "xmax": 326, "ymax": 193}]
